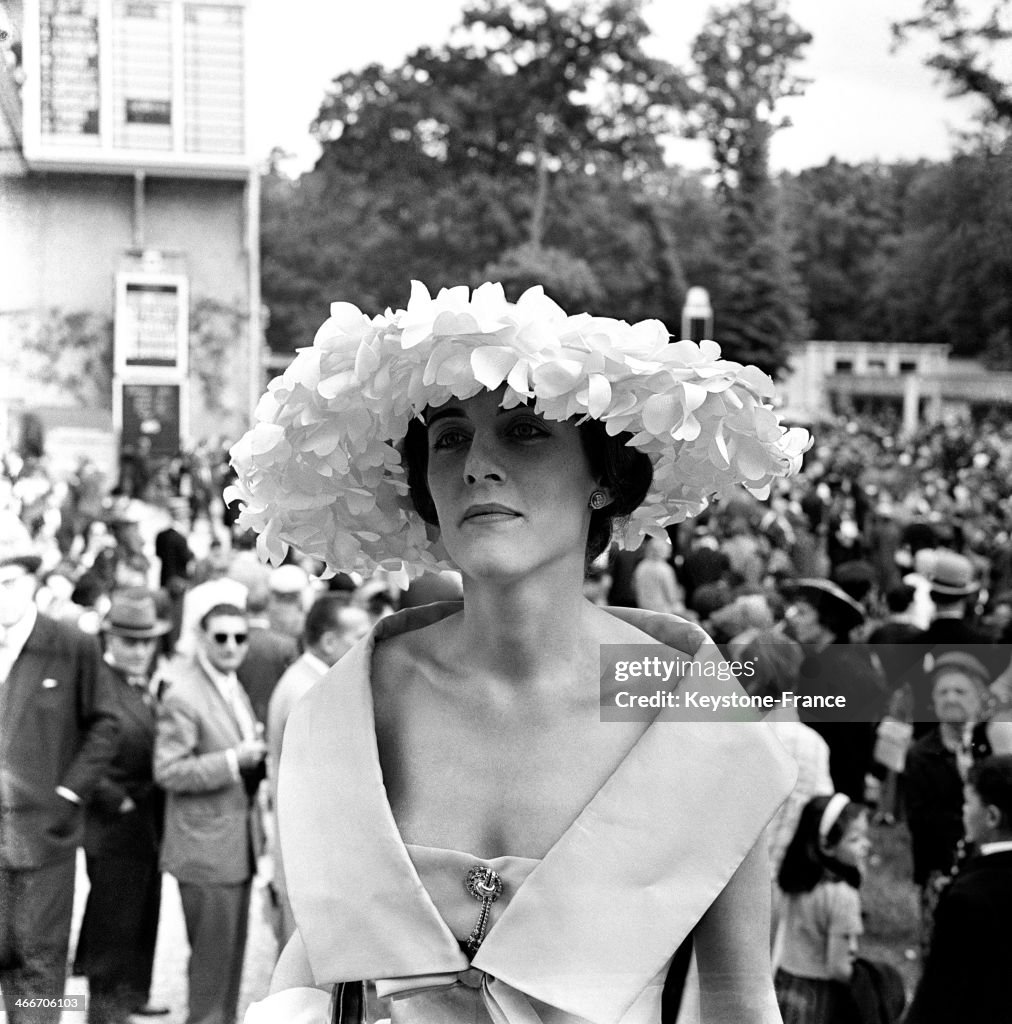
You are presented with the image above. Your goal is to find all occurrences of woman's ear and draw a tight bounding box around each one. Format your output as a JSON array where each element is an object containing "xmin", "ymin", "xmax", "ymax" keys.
[{"xmin": 986, "ymin": 802, "xmax": 1005, "ymax": 833}]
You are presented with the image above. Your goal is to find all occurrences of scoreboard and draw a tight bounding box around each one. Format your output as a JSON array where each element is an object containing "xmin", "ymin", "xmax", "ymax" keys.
[{"xmin": 23, "ymin": 0, "xmax": 249, "ymax": 177}]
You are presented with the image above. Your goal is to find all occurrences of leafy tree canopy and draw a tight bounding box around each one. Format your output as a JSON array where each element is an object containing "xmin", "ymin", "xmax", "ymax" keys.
[{"xmin": 892, "ymin": 0, "xmax": 1012, "ymax": 128}]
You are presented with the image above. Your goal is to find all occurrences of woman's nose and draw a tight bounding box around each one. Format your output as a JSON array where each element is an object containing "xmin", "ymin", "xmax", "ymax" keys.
[{"xmin": 463, "ymin": 434, "xmax": 505, "ymax": 484}]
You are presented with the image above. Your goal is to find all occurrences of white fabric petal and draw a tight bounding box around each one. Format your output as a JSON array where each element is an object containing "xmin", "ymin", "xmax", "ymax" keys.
[{"xmin": 228, "ymin": 283, "xmax": 811, "ymax": 579}]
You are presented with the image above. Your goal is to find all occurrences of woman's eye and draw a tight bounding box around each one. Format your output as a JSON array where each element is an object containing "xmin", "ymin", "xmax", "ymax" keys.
[
  {"xmin": 430, "ymin": 428, "xmax": 469, "ymax": 451},
  {"xmin": 508, "ymin": 420, "xmax": 548, "ymax": 440}
]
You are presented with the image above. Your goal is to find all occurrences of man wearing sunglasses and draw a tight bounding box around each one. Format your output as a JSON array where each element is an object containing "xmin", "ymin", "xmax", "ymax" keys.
[{"xmin": 154, "ymin": 603, "xmax": 266, "ymax": 1024}]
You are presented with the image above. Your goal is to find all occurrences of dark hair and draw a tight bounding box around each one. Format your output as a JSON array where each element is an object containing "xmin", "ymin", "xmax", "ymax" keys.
[
  {"xmin": 304, "ymin": 594, "xmax": 350, "ymax": 647},
  {"xmin": 738, "ymin": 629, "xmax": 803, "ymax": 702},
  {"xmin": 967, "ymin": 754, "xmax": 1012, "ymax": 833},
  {"xmin": 778, "ymin": 794, "xmax": 866, "ymax": 894},
  {"xmin": 884, "ymin": 583, "xmax": 915, "ymax": 614},
  {"xmin": 401, "ymin": 412, "xmax": 653, "ymax": 565},
  {"xmin": 805, "ymin": 592, "xmax": 857, "ymax": 643},
  {"xmin": 199, "ymin": 603, "xmax": 247, "ymax": 631}
]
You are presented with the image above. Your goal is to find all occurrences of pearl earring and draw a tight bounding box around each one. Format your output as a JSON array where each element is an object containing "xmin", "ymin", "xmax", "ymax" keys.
[{"xmin": 588, "ymin": 490, "xmax": 608, "ymax": 510}]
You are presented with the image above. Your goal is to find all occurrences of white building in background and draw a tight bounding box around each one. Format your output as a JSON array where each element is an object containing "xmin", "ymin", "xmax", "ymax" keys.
[
  {"xmin": 780, "ymin": 340, "xmax": 1012, "ymax": 433},
  {"xmin": 1, "ymin": 0, "xmax": 260, "ymax": 472}
]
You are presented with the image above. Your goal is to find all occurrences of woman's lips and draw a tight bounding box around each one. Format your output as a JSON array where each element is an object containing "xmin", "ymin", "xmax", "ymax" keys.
[{"xmin": 460, "ymin": 503, "xmax": 521, "ymax": 525}]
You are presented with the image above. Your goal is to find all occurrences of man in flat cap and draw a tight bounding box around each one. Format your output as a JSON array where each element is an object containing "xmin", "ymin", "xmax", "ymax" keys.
[{"xmin": 0, "ymin": 513, "xmax": 119, "ymax": 1024}]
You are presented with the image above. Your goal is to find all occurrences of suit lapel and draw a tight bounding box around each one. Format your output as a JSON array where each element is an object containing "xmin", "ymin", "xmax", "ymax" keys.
[
  {"xmin": 113, "ymin": 672, "xmax": 157, "ymax": 738},
  {"xmin": 1, "ymin": 617, "xmax": 61, "ymax": 750}
]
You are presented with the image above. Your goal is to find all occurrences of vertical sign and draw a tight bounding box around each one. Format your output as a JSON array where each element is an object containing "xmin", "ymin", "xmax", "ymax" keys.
[
  {"xmin": 111, "ymin": 0, "xmax": 173, "ymax": 150},
  {"xmin": 184, "ymin": 4, "xmax": 244, "ymax": 155},
  {"xmin": 115, "ymin": 272, "xmax": 188, "ymax": 374},
  {"xmin": 39, "ymin": 0, "xmax": 101, "ymax": 143},
  {"xmin": 121, "ymin": 282, "xmax": 181, "ymax": 366}
]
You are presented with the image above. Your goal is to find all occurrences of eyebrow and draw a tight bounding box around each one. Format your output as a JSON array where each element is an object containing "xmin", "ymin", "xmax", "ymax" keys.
[{"xmin": 425, "ymin": 404, "xmax": 533, "ymax": 428}]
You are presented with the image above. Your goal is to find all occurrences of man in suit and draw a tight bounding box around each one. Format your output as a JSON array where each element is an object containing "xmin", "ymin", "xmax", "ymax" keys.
[
  {"xmin": 74, "ymin": 589, "xmax": 171, "ymax": 1022},
  {"xmin": 265, "ymin": 597, "xmax": 370, "ymax": 946},
  {"xmin": 908, "ymin": 550, "xmax": 1000, "ymax": 734},
  {"xmin": 236, "ymin": 581, "xmax": 297, "ymax": 727},
  {"xmin": 904, "ymin": 754, "xmax": 1012, "ymax": 1023},
  {"xmin": 154, "ymin": 602, "xmax": 267, "ymax": 1024},
  {"xmin": 0, "ymin": 513, "xmax": 119, "ymax": 1024}
]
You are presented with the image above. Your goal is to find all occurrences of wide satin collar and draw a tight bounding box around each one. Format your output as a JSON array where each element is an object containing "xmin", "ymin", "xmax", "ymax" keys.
[{"xmin": 279, "ymin": 603, "xmax": 795, "ymax": 1024}]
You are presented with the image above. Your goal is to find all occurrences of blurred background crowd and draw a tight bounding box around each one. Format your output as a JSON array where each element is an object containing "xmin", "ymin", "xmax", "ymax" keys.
[{"xmin": 4, "ymin": 405, "xmax": 1012, "ymax": 1022}]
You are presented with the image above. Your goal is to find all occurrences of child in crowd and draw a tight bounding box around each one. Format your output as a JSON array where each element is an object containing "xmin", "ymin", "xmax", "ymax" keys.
[
  {"xmin": 904, "ymin": 754, "xmax": 1012, "ymax": 1024},
  {"xmin": 774, "ymin": 794, "xmax": 870, "ymax": 1024}
]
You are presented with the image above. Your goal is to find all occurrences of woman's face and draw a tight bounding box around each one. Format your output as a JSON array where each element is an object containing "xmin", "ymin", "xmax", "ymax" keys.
[
  {"xmin": 784, "ymin": 598, "xmax": 823, "ymax": 645},
  {"xmin": 424, "ymin": 390, "xmax": 598, "ymax": 581}
]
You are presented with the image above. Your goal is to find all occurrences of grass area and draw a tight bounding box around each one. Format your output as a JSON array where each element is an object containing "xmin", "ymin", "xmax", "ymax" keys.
[{"xmin": 861, "ymin": 819, "xmax": 922, "ymax": 997}]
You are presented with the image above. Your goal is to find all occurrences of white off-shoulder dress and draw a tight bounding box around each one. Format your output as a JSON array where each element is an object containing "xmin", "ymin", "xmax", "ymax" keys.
[{"xmin": 246, "ymin": 603, "xmax": 796, "ymax": 1024}]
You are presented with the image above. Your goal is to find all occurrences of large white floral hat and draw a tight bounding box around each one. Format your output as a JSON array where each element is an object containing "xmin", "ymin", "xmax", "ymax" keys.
[{"xmin": 227, "ymin": 282, "xmax": 811, "ymax": 581}]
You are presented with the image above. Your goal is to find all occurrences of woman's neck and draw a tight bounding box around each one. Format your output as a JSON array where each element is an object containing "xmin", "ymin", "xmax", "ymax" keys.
[{"xmin": 454, "ymin": 561, "xmax": 594, "ymax": 690}]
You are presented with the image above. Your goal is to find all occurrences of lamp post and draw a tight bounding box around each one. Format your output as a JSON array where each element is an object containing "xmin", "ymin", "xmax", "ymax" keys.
[{"xmin": 681, "ymin": 287, "xmax": 714, "ymax": 343}]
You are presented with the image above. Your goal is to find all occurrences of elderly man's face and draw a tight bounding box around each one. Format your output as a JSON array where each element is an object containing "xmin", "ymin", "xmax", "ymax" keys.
[
  {"xmin": 932, "ymin": 670, "xmax": 983, "ymax": 725},
  {"xmin": 0, "ymin": 565, "xmax": 37, "ymax": 627}
]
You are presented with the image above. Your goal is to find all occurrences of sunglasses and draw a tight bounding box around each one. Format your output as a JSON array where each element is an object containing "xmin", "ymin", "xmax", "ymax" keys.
[{"xmin": 211, "ymin": 632, "xmax": 248, "ymax": 646}]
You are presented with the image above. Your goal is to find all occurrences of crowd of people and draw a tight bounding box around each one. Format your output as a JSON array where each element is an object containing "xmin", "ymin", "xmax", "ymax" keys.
[{"xmin": 3, "ymin": 392, "xmax": 1012, "ymax": 1024}]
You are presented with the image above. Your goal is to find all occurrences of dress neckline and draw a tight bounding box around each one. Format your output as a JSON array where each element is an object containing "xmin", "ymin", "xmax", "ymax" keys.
[
  {"xmin": 277, "ymin": 601, "xmax": 797, "ymax": 1024},
  {"xmin": 404, "ymin": 842, "xmax": 541, "ymax": 866}
]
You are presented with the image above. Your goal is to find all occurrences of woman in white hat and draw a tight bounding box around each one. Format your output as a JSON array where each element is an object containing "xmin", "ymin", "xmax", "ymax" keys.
[{"xmin": 230, "ymin": 282, "xmax": 810, "ymax": 1023}]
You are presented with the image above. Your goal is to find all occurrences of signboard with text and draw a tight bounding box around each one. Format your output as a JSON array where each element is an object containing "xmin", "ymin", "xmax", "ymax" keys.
[
  {"xmin": 114, "ymin": 273, "xmax": 188, "ymax": 374},
  {"xmin": 39, "ymin": 0, "xmax": 101, "ymax": 143},
  {"xmin": 22, "ymin": 0, "xmax": 250, "ymax": 175},
  {"xmin": 119, "ymin": 381, "xmax": 181, "ymax": 457}
]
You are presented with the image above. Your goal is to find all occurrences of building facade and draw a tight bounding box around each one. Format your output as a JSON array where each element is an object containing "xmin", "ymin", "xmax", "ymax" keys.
[
  {"xmin": 781, "ymin": 340, "xmax": 1012, "ymax": 432},
  {"xmin": 1, "ymin": 0, "xmax": 259, "ymax": 471}
]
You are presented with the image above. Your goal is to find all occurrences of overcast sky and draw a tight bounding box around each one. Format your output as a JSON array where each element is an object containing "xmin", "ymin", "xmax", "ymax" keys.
[{"xmin": 248, "ymin": 0, "xmax": 985, "ymax": 175}]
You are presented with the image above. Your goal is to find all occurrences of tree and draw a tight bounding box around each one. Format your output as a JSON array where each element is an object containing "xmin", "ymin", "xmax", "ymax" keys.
[
  {"xmin": 685, "ymin": 0, "xmax": 812, "ymax": 373},
  {"xmin": 261, "ymin": 0, "xmax": 694, "ymax": 351},
  {"xmin": 865, "ymin": 145, "xmax": 1012, "ymax": 358},
  {"xmin": 782, "ymin": 159, "xmax": 924, "ymax": 340},
  {"xmin": 686, "ymin": 0, "xmax": 811, "ymax": 197},
  {"xmin": 892, "ymin": 1, "xmax": 1012, "ymax": 129}
]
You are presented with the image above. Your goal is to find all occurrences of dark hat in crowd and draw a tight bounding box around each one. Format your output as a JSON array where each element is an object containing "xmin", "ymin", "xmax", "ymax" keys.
[
  {"xmin": 0, "ymin": 511, "xmax": 42, "ymax": 573},
  {"xmin": 784, "ymin": 577, "xmax": 867, "ymax": 633},
  {"xmin": 928, "ymin": 651, "xmax": 991, "ymax": 687},
  {"xmin": 927, "ymin": 550, "xmax": 979, "ymax": 597},
  {"xmin": 832, "ymin": 560, "xmax": 877, "ymax": 603},
  {"xmin": 102, "ymin": 588, "xmax": 171, "ymax": 639}
]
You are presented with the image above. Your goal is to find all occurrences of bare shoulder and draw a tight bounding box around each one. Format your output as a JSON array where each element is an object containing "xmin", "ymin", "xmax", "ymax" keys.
[
  {"xmin": 591, "ymin": 604, "xmax": 708, "ymax": 652},
  {"xmin": 370, "ymin": 612, "xmax": 462, "ymax": 702}
]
